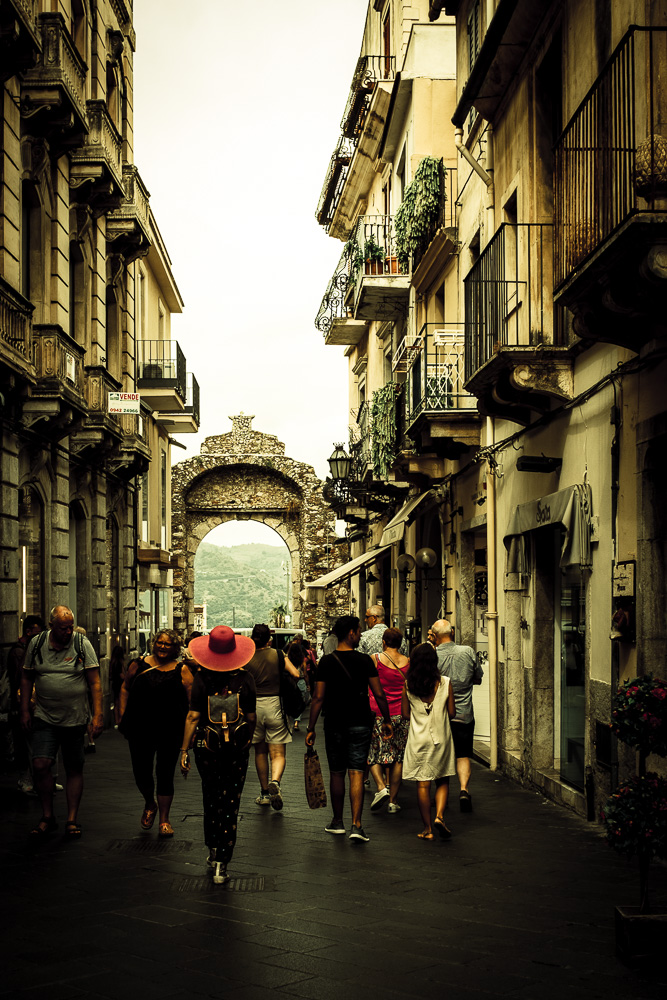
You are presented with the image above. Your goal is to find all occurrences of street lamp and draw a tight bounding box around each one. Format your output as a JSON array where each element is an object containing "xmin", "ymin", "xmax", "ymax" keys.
[{"xmin": 328, "ymin": 443, "xmax": 352, "ymax": 480}]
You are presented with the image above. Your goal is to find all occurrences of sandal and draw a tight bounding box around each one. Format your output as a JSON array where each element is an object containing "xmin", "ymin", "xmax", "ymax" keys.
[
  {"xmin": 158, "ymin": 821, "xmax": 174, "ymax": 838},
  {"xmin": 30, "ymin": 816, "xmax": 58, "ymax": 836},
  {"xmin": 65, "ymin": 821, "xmax": 82, "ymax": 839},
  {"xmin": 434, "ymin": 818, "xmax": 452, "ymax": 840},
  {"xmin": 140, "ymin": 804, "xmax": 158, "ymax": 830},
  {"xmin": 417, "ymin": 831, "xmax": 434, "ymax": 840}
]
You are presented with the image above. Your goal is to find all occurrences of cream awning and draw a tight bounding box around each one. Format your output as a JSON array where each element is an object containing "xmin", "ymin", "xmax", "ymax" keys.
[
  {"xmin": 503, "ymin": 484, "xmax": 593, "ymax": 572},
  {"xmin": 379, "ymin": 490, "xmax": 436, "ymax": 546},
  {"xmin": 300, "ymin": 544, "xmax": 392, "ymax": 603}
]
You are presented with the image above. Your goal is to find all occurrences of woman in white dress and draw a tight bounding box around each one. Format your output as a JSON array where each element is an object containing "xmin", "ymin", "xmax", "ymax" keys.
[{"xmin": 401, "ymin": 642, "xmax": 456, "ymax": 840}]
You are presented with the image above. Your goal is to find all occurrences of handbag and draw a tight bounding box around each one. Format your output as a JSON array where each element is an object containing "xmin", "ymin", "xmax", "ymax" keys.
[
  {"xmin": 195, "ymin": 686, "xmax": 252, "ymax": 752},
  {"xmin": 279, "ymin": 650, "xmax": 309, "ymax": 719},
  {"xmin": 304, "ymin": 746, "xmax": 327, "ymax": 809}
]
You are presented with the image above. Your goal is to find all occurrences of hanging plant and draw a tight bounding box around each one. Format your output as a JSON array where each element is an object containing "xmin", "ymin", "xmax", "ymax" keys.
[
  {"xmin": 370, "ymin": 382, "xmax": 399, "ymax": 479},
  {"xmin": 395, "ymin": 156, "xmax": 444, "ymax": 270}
]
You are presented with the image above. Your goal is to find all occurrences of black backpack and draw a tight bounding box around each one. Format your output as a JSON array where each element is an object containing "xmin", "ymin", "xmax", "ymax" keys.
[{"xmin": 28, "ymin": 630, "xmax": 85, "ymax": 669}]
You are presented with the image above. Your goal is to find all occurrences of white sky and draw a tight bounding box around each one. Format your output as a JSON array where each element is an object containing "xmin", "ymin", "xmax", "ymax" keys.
[{"xmin": 132, "ymin": 1, "xmax": 368, "ymax": 541}]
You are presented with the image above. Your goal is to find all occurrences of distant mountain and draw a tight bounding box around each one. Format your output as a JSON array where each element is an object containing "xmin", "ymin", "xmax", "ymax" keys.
[{"xmin": 193, "ymin": 542, "xmax": 290, "ymax": 629}]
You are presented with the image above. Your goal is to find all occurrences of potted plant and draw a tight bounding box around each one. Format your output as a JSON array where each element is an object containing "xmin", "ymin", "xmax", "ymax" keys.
[
  {"xmin": 362, "ymin": 235, "xmax": 386, "ymax": 275},
  {"xmin": 601, "ymin": 675, "xmax": 667, "ymax": 964}
]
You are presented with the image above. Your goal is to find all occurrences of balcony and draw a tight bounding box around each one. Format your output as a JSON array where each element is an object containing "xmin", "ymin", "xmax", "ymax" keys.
[
  {"xmin": 20, "ymin": 13, "xmax": 87, "ymax": 149},
  {"xmin": 112, "ymin": 412, "xmax": 151, "ymax": 480},
  {"xmin": 345, "ymin": 216, "xmax": 410, "ymax": 321},
  {"xmin": 70, "ymin": 101, "xmax": 124, "ymax": 214},
  {"xmin": 554, "ymin": 27, "xmax": 667, "ymax": 351},
  {"xmin": 22, "ymin": 324, "xmax": 85, "ymax": 433},
  {"xmin": 0, "ymin": 274, "xmax": 34, "ymax": 378},
  {"xmin": 412, "ymin": 165, "xmax": 459, "ymax": 290},
  {"xmin": 106, "ymin": 165, "xmax": 151, "ymax": 263},
  {"xmin": 349, "ymin": 402, "xmax": 371, "ymax": 483},
  {"xmin": 315, "ymin": 247, "xmax": 368, "ymax": 346},
  {"xmin": 136, "ymin": 339, "xmax": 187, "ymax": 411},
  {"xmin": 464, "ymin": 224, "xmax": 573, "ymax": 423},
  {"xmin": 316, "ymin": 135, "xmax": 354, "ymax": 234},
  {"xmin": 341, "ymin": 54, "xmax": 395, "ymax": 145},
  {"xmin": 69, "ymin": 367, "xmax": 123, "ymax": 460},
  {"xmin": 155, "ymin": 373, "xmax": 200, "ymax": 434},
  {"xmin": 405, "ymin": 324, "xmax": 480, "ymax": 458},
  {"xmin": 0, "ymin": 0, "xmax": 41, "ymax": 82}
]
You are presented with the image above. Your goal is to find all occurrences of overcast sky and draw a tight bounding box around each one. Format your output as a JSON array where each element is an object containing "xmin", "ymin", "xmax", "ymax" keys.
[{"xmin": 132, "ymin": 1, "xmax": 368, "ymax": 545}]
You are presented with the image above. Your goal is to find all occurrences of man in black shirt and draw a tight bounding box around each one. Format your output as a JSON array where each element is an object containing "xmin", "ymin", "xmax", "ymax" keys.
[{"xmin": 306, "ymin": 615, "xmax": 392, "ymax": 842}]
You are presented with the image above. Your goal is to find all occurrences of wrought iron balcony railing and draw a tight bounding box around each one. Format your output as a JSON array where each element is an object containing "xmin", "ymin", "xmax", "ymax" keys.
[
  {"xmin": 315, "ymin": 247, "xmax": 351, "ymax": 335},
  {"xmin": 406, "ymin": 323, "xmax": 476, "ymax": 425},
  {"xmin": 554, "ymin": 26, "xmax": 667, "ymax": 288},
  {"xmin": 316, "ymin": 135, "xmax": 355, "ymax": 232},
  {"xmin": 341, "ymin": 54, "xmax": 396, "ymax": 145},
  {"xmin": 0, "ymin": 274, "xmax": 33, "ymax": 363},
  {"xmin": 411, "ymin": 164, "xmax": 458, "ymax": 271},
  {"xmin": 184, "ymin": 373, "xmax": 200, "ymax": 425},
  {"xmin": 346, "ymin": 214, "xmax": 409, "ymax": 287},
  {"xmin": 464, "ymin": 223, "xmax": 565, "ymax": 380},
  {"xmin": 349, "ymin": 401, "xmax": 371, "ymax": 480},
  {"xmin": 136, "ymin": 339, "xmax": 187, "ymax": 402}
]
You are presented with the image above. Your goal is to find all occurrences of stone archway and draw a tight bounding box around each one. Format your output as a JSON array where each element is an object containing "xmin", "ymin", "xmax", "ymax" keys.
[{"xmin": 171, "ymin": 414, "xmax": 347, "ymax": 637}]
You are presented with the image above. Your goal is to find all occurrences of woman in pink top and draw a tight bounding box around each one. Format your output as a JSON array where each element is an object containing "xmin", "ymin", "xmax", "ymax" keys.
[{"xmin": 367, "ymin": 627, "xmax": 410, "ymax": 813}]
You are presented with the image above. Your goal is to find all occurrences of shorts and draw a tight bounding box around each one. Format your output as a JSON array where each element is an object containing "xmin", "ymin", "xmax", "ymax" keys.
[
  {"xmin": 31, "ymin": 718, "xmax": 87, "ymax": 771},
  {"xmin": 324, "ymin": 724, "xmax": 373, "ymax": 773},
  {"xmin": 252, "ymin": 696, "xmax": 292, "ymax": 745},
  {"xmin": 450, "ymin": 718, "xmax": 475, "ymax": 759}
]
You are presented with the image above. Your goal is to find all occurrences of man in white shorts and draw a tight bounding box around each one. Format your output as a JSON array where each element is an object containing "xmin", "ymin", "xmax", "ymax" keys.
[{"xmin": 245, "ymin": 624, "xmax": 300, "ymax": 810}]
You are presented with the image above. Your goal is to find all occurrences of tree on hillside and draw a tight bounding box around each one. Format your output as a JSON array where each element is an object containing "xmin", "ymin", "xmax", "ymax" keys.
[{"xmin": 270, "ymin": 603, "xmax": 288, "ymax": 628}]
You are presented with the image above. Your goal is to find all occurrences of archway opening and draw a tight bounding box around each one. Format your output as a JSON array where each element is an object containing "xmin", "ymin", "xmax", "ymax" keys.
[{"xmin": 194, "ymin": 520, "xmax": 293, "ymax": 632}]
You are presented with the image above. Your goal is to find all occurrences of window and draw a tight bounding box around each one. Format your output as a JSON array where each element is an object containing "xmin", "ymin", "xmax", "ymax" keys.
[
  {"xmin": 467, "ymin": 0, "xmax": 481, "ymax": 72},
  {"xmin": 19, "ymin": 487, "xmax": 43, "ymax": 617},
  {"xmin": 135, "ymin": 266, "xmax": 145, "ymax": 341},
  {"xmin": 160, "ymin": 450, "xmax": 167, "ymax": 549},
  {"xmin": 141, "ymin": 471, "xmax": 149, "ymax": 542},
  {"xmin": 383, "ymin": 10, "xmax": 391, "ymax": 79}
]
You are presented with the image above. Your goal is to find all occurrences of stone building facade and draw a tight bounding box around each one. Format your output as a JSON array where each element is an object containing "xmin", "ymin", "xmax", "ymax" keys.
[
  {"xmin": 0, "ymin": 2, "xmax": 198, "ymax": 684},
  {"xmin": 171, "ymin": 415, "xmax": 347, "ymax": 640}
]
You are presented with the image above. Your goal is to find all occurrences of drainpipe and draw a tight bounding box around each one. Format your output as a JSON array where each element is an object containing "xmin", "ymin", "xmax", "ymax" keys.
[
  {"xmin": 454, "ymin": 126, "xmax": 494, "ymax": 222},
  {"xmin": 485, "ymin": 421, "xmax": 499, "ymax": 771}
]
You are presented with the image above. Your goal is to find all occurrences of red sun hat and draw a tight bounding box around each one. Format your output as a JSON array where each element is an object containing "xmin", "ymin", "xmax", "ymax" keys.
[{"xmin": 188, "ymin": 626, "xmax": 255, "ymax": 672}]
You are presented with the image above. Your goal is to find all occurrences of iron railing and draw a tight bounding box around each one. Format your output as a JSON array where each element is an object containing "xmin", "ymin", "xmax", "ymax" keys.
[
  {"xmin": 412, "ymin": 164, "xmax": 458, "ymax": 271},
  {"xmin": 136, "ymin": 340, "xmax": 187, "ymax": 402},
  {"xmin": 349, "ymin": 401, "xmax": 371, "ymax": 480},
  {"xmin": 554, "ymin": 26, "xmax": 667, "ymax": 288},
  {"xmin": 406, "ymin": 323, "xmax": 476, "ymax": 424},
  {"xmin": 316, "ymin": 135, "xmax": 355, "ymax": 231},
  {"xmin": 464, "ymin": 223, "xmax": 564, "ymax": 380},
  {"xmin": 184, "ymin": 373, "xmax": 200, "ymax": 425},
  {"xmin": 347, "ymin": 214, "xmax": 409, "ymax": 287},
  {"xmin": 341, "ymin": 54, "xmax": 396, "ymax": 145},
  {"xmin": 315, "ymin": 247, "xmax": 351, "ymax": 336}
]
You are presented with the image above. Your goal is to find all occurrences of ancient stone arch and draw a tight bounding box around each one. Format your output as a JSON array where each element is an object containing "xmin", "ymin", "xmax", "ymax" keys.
[{"xmin": 171, "ymin": 414, "xmax": 347, "ymax": 638}]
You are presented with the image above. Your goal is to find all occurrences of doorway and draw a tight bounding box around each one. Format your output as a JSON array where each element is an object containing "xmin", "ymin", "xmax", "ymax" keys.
[{"xmin": 555, "ymin": 565, "xmax": 586, "ymax": 790}]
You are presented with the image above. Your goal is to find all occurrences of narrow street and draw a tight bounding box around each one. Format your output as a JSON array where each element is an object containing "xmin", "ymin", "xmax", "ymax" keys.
[{"xmin": 1, "ymin": 731, "xmax": 665, "ymax": 1000}]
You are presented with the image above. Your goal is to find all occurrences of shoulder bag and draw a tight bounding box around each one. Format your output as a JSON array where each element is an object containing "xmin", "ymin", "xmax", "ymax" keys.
[{"xmin": 279, "ymin": 649, "xmax": 309, "ymax": 720}]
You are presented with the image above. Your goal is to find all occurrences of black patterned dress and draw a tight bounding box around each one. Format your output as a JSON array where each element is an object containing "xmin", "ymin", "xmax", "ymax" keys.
[{"xmin": 190, "ymin": 667, "xmax": 257, "ymax": 864}]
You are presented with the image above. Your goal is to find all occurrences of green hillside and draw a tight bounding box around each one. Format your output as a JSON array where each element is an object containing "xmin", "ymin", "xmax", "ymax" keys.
[{"xmin": 193, "ymin": 542, "xmax": 290, "ymax": 629}]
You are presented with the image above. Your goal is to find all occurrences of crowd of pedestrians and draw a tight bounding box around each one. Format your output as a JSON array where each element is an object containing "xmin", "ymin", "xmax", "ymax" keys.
[{"xmin": 10, "ymin": 604, "xmax": 483, "ymax": 883}]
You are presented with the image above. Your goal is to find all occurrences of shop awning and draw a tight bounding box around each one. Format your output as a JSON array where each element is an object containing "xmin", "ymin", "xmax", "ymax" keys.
[
  {"xmin": 503, "ymin": 484, "xmax": 593, "ymax": 573},
  {"xmin": 300, "ymin": 544, "xmax": 392, "ymax": 603},
  {"xmin": 379, "ymin": 490, "xmax": 436, "ymax": 547}
]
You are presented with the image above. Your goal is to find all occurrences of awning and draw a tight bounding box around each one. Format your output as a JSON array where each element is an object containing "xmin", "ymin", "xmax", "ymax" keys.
[
  {"xmin": 503, "ymin": 484, "xmax": 593, "ymax": 572},
  {"xmin": 380, "ymin": 490, "xmax": 436, "ymax": 547},
  {"xmin": 300, "ymin": 544, "xmax": 392, "ymax": 603}
]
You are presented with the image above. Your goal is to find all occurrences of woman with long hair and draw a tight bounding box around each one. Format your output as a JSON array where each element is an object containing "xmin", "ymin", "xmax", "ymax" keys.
[
  {"xmin": 368, "ymin": 627, "xmax": 410, "ymax": 813},
  {"xmin": 402, "ymin": 642, "xmax": 456, "ymax": 840},
  {"xmin": 118, "ymin": 630, "xmax": 192, "ymax": 837}
]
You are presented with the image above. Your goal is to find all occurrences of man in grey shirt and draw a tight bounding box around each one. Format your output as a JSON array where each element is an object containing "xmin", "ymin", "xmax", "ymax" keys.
[
  {"xmin": 431, "ymin": 619, "xmax": 483, "ymax": 812},
  {"xmin": 20, "ymin": 605, "xmax": 102, "ymax": 838}
]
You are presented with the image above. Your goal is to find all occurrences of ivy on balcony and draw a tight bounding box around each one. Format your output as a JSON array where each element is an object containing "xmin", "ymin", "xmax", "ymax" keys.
[
  {"xmin": 371, "ymin": 381, "xmax": 400, "ymax": 479},
  {"xmin": 395, "ymin": 156, "xmax": 444, "ymax": 271}
]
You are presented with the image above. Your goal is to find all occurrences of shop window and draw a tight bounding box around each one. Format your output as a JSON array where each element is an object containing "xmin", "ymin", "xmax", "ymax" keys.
[{"xmin": 19, "ymin": 486, "xmax": 44, "ymax": 618}]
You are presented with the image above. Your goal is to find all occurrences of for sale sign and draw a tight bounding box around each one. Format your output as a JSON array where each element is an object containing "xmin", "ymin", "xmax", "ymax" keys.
[{"xmin": 109, "ymin": 392, "xmax": 141, "ymax": 414}]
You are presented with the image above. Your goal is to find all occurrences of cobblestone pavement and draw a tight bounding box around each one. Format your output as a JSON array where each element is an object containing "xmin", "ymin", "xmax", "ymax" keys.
[{"xmin": 1, "ymin": 729, "xmax": 665, "ymax": 1000}]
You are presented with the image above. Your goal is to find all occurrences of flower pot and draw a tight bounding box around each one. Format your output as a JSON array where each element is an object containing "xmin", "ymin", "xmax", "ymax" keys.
[
  {"xmin": 386, "ymin": 255, "xmax": 399, "ymax": 274},
  {"xmin": 615, "ymin": 906, "xmax": 667, "ymax": 966},
  {"xmin": 364, "ymin": 259, "xmax": 383, "ymax": 275}
]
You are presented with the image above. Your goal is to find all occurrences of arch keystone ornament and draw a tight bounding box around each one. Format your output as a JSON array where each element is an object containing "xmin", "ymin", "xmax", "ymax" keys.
[{"xmin": 171, "ymin": 414, "xmax": 349, "ymax": 637}]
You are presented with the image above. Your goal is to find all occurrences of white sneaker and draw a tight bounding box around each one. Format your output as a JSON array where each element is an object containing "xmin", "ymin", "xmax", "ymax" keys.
[
  {"xmin": 54, "ymin": 783, "xmax": 63, "ymax": 792},
  {"xmin": 212, "ymin": 862, "xmax": 229, "ymax": 884},
  {"xmin": 255, "ymin": 791, "xmax": 271, "ymax": 806},
  {"xmin": 18, "ymin": 780, "xmax": 36, "ymax": 796},
  {"xmin": 387, "ymin": 802, "xmax": 401, "ymax": 813},
  {"xmin": 370, "ymin": 787, "xmax": 390, "ymax": 811}
]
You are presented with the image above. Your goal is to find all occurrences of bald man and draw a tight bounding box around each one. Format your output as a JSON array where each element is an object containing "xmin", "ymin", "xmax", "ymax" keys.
[
  {"xmin": 20, "ymin": 605, "xmax": 102, "ymax": 838},
  {"xmin": 431, "ymin": 619, "xmax": 483, "ymax": 811}
]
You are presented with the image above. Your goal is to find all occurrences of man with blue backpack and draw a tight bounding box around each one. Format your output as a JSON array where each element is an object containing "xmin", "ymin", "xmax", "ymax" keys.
[{"xmin": 20, "ymin": 605, "xmax": 102, "ymax": 838}]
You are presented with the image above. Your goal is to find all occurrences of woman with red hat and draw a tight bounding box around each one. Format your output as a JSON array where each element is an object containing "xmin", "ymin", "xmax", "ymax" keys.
[{"xmin": 179, "ymin": 626, "xmax": 257, "ymax": 885}]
